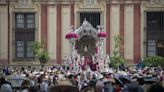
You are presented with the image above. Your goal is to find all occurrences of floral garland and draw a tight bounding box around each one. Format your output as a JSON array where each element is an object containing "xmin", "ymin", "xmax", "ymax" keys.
[
  {"xmin": 65, "ymin": 32, "xmax": 78, "ymax": 39},
  {"xmin": 97, "ymin": 32, "xmax": 106, "ymax": 38}
]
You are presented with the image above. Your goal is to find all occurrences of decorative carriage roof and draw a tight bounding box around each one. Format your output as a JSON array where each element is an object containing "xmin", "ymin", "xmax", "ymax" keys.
[{"xmin": 74, "ymin": 19, "xmax": 98, "ymax": 39}]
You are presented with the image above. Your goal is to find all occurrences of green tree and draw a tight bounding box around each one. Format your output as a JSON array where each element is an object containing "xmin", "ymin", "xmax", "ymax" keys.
[
  {"xmin": 143, "ymin": 56, "xmax": 164, "ymax": 67},
  {"xmin": 110, "ymin": 35, "xmax": 125, "ymax": 71},
  {"xmin": 32, "ymin": 41, "xmax": 50, "ymax": 69}
]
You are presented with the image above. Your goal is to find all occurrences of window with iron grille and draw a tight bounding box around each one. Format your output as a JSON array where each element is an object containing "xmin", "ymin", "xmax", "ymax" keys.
[
  {"xmin": 15, "ymin": 13, "xmax": 35, "ymax": 58},
  {"xmin": 146, "ymin": 12, "xmax": 164, "ymax": 57},
  {"xmin": 80, "ymin": 12, "xmax": 100, "ymax": 28}
]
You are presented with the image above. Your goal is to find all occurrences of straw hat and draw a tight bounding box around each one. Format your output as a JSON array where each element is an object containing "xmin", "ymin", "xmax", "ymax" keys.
[
  {"xmin": 132, "ymin": 73, "xmax": 142, "ymax": 78},
  {"xmin": 58, "ymin": 79, "xmax": 73, "ymax": 86},
  {"xmin": 97, "ymin": 73, "xmax": 103, "ymax": 79},
  {"xmin": 108, "ymin": 78, "xmax": 116, "ymax": 83},
  {"xmin": 49, "ymin": 78, "xmax": 78, "ymax": 92},
  {"xmin": 117, "ymin": 71, "xmax": 127, "ymax": 76},
  {"xmin": 103, "ymin": 78, "xmax": 115, "ymax": 83}
]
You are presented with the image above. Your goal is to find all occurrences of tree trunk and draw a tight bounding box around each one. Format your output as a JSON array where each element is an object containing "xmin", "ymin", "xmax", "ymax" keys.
[
  {"xmin": 40, "ymin": 61, "xmax": 45, "ymax": 69},
  {"xmin": 41, "ymin": 63, "xmax": 44, "ymax": 69}
]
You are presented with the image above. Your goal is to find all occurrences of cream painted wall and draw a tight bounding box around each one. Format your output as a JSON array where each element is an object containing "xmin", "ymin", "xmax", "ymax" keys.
[
  {"xmin": 0, "ymin": 6, "xmax": 8, "ymax": 60},
  {"xmin": 48, "ymin": 6, "xmax": 57, "ymax": 60},
  {"xmin": 9, "ymin": 6, "xmax": 15, "ymax": 62},
  {"xmin": 110, "ymin": 5, "xmax": 120, "ymax": 55},
  {"xmin": 74, "ymin": 4, "xmax": 78, "ymax": 29},
  {"xmin": 61, "ymin": 6, "xmax": 71, "ymax": 62},
  {"xmin": 124, "ymin": 5, "xmax": 134, "ymax": 61},
  {"xmin": 37, "ymin": 4, "xmax": 41, "ymax": 42},
  {"xmin": 9, "ymin": 6, "xmax": 14, "ymax": 63},
  {"xmin": 141, "ymin": 3, "xmax": 146, "ymax": 58}
]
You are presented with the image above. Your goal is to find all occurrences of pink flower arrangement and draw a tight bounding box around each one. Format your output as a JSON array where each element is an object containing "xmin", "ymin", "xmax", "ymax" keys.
[
  {"xmin": 97, "ymin": 32, "xmax": 106, "ymax": 38},
  {"xmin": 65, "ymin": 32, "xmax": 78, "ymax": 39}
]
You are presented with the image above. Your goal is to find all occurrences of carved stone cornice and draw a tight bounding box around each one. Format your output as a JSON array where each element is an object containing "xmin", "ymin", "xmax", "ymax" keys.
[
  {"xmin": 144, "ymin": 0, "xmax": 164, "ymax": 8},
  {"xmin": 150, "ymin": 0, "xmax": 164, "ymax": 5},
  {"xmin": 13, "ymin": 0, "xmax": 35, "ymax": 9}
]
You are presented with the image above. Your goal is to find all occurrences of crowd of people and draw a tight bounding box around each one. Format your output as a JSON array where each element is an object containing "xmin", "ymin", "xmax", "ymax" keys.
[{"xmin": 0, "ymin": 65, "xmax": 163, "ymax": 92}]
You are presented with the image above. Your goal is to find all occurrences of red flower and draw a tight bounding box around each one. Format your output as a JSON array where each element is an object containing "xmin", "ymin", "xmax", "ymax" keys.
[
  {"xmin": 65, "ymin": 32, "xmax": 78, "ymax": 39},
  {"xmin": 97, "ymin": 32, "xmax": 106, "ymax": 37}
]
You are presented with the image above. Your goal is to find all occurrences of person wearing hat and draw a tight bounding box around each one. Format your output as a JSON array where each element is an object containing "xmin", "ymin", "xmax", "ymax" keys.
[
  {"xmin": 68, "ymin": 74, "xmax": 78, "ymax": 86},
  {"xmin": 20, "ymin": 79, "xmax": 32, "ymax": 92},
  {"xmin": 122, "ymin": 77, "xmax": 132, "ymax": 92},
  {"xmin": 125, "ymin": 82, "xmax": 144, "ymax": 92},
  {"xmin": 80, "ymin": 72, "xmax": 97, "ymax": 92},
  {"xmin": 137, "ymin": 78, "xmax": 145, "ymax": 89},
  {"xmin": 103, "ymin": 77, "xmax": 115, "ymax": 92},
  {"xmin": 0, "ymin": 77, "xmax": 12, "ymax": 89},
  {"xmin": 78, "ymin": 73, "xmax": 88, "ymax": 91},
  {"xmin": 95, "ymin": 74, "xmax": 104, "ymax": 92},
  {"xmin": 48, "ymin": 79, "xmax": 78, "ymax": 92},
  {"xmin": 86, "ymin": 73, "xmax": 97, "ymax": 92},
  {"xmin": 147, "ymin": 83, "xmax": 164, "ymax": 92},
  {"xmin": 37, "ymin": 76, "xmax": 48, "ymax": 92}
]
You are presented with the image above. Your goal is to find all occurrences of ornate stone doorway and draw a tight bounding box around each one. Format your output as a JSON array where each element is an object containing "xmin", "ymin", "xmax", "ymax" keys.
[{"xmin": 75, "ymin": 35, "xmax": 96, "ymax": 60}]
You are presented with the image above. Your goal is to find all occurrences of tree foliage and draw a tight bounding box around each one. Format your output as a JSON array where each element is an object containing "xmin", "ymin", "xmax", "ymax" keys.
[
  {"xmin": 110, "ymin": 35, "xmax": 125, "ymax": 69},
  {"xmin": 32, "ymin": 41, "xmax": 49, "ymax": 68},
  {"xmin": 143, "ymin": 56, "xmax": 164, "ymax": 67}
]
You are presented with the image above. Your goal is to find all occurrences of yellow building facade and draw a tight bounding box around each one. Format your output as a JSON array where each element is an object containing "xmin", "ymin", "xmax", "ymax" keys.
[{"xmin": 0, "ymin": 0, "xmax": 164, "ymax": 65}]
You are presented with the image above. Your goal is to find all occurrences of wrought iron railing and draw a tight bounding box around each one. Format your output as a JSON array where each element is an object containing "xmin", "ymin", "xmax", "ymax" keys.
[{"xmin": 146, "ymin": 27, "xmax": 164, "ymax": 40}]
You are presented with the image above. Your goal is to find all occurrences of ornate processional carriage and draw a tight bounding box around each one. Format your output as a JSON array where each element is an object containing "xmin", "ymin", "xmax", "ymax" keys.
[{"xmin": 64, "ymin": 20, "xmax": 110, "ymax": 72}]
